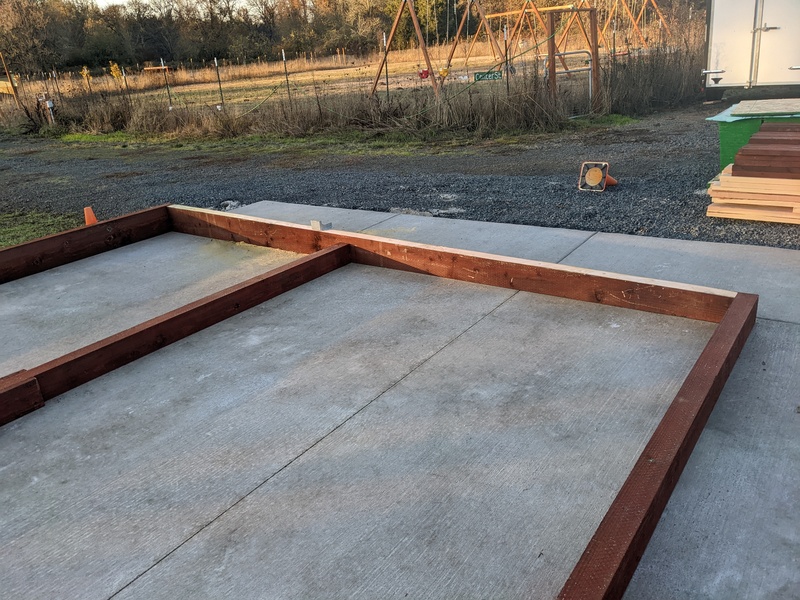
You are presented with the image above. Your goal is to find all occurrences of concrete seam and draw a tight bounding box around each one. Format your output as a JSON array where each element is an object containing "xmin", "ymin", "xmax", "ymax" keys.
[
  {"xmin": 357, "ymin": 213, "xmax": 400, "ymax": 232},
  {"xmin": 555, "ymin": 231, "xmax": 600, "ymax": 264},
  {"xmin": 754, "ymin": 315, "xmax": 799, "ymax": 326},
  {"xmin": 105, "ymin": 289, "xmax": 519, "ymax": 600}
]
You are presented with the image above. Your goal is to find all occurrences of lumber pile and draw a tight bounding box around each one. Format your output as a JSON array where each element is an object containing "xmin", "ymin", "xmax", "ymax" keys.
[{"xmin": 707, "ymin": 123, "xmax": 800, "ymax": 224}]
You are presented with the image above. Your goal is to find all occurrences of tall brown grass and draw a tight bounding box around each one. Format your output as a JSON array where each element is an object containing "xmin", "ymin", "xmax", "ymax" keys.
[{"xmin": 0, "ymin": 10, "xmax": 706, "ymax": 139}]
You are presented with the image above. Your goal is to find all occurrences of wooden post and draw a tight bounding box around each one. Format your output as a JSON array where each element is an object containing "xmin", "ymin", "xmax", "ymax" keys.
[
  {"xmin": 407, "ymin": 0, "xmax": 439, "ymax": 96},
  {"xmin": 1, "ymin": 52, "xmax": 21, "ymax": 109},
  {"xmin": 370, "ymin": 0, "xmax": 409, "ymax": 97},
  {"xmin": 643, "ymin": 0, "xmax": 671, "ymax": 40},
  {"xmin": 370, "ymin": 0, "xmax": 439, "ymax": 98},
  {"xmin": 465, "ymin": 20, "xmax": 487, "ymax": 64},
  {"xmin": 473, "ymin": 0, "xmax": 506, "ymax": 62},
  {"xmin": 619, "ymin": 0, "xmax": 648, "ymax": 47},
  {"xmin": 547, "ymin": 12, "xmax": 557, "ymax": 100},
  {"xmin": 590, "ymin": 8, "xmax": 602, "ymax": 113},
  {"xmin": 443, "ymin": 0, "xmax": 472, "ymax": 72}
]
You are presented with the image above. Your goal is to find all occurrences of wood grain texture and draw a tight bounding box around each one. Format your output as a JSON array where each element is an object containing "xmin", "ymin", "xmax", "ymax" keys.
[
  {"xmin": 169, "ymin": 205, "xmax": 325, "ymax": 254},
  {"xmin": 23, "ymin": 244, "xmax": 352, "ymax": 403},
  {"xmin": 0, "ymin": 206, "xmax": 171, "ymax": 284},
  {"xmin": 758, "ymin": 122, "xmax": 800, "ymax": 133},
  {"xmin": 717, "ymin": 172, "xmax": 800, "ymax": 193},
  {"xmin": 708, "ymin": 186, "xmax": 800, "ymax": 206},
  {"xmin": 168, "ymin": 206, "xmax": 736, "ymax": 323},
  {"xmin": 731, "ymin": 168, "xmax": 800, "ymax": 180},
  {"xmin": 707, "ymin": 203, "xmax": 800, "ymax": 224},
  {"xmin": 557, "ymin": 292, "xmax": 758, "ymax": 600},
  {"xmin": 747, "ymin": 131, "xmax": 800, "ymax": 145},
  {"xmin": 0, "ymin": 370, "xmax": 44, "ymax": 425}
]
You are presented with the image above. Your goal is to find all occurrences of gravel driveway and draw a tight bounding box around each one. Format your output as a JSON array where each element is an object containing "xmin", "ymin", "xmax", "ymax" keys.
[{"xmin": 1, "ymin": 102, "xmax": 798, "ymax": 250}]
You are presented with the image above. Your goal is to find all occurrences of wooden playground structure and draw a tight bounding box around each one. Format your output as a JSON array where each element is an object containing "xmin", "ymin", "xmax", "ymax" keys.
[
  {"xmin": 0, "ymin": 52, "xmax": 21, "ymax": 109},
  {"xmin": 371, "ymin": 0, "xmax": 672, "ymax": 108}
]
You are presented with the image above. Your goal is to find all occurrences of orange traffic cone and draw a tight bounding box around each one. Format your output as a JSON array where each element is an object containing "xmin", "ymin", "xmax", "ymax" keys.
[
  {"xmin": 578, "ymin": 162, "xmax": 618, "ymax": 192},
  {"xmin": 84, "ymin": 207, "xmax": 98, "ymax": 225}
]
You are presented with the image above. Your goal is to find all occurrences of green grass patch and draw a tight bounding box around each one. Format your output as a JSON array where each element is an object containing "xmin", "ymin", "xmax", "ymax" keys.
[
  {"xmin": 570, "ymin": 114, "xmax": 639, "ymax": 128},
  {"xmin": 60, "ymin": 131, "xmax": 134, "ymax": 144},
  {"xmin": 0, "ymin": 211, "xmax": 84, "ymax": 248}
]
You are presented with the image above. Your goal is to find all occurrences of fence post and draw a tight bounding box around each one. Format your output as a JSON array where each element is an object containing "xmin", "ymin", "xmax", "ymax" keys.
[
  {"xmin": 160, "ymin": 58, "xmax": 173, "ymax": 109},
  {"xmin": 214, "ymin": 57, "xmax": 225, "ymax": 108}
]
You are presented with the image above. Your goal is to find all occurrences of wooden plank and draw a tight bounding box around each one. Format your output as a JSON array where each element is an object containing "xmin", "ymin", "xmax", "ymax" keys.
[
  {"xmin": 169, "ymin": 206, "xmax": 736, "ymax": 323},
  {"xmin": 558, "ymin": 292, "xmax": 758, "ymax": 600},
  {"xmin": 731, "ymin": 168, "xmax": 800, "ymax": 180},
  {"xmin": 169, "ymin": 205, "xmax": 325, "ymax": 254},
  {"xmin": 0, "ymin": 370, "xmax": 44, "ymax": 426},
  {"xmin": 730, "ymin": 98, "xmax": 800, "ymax": 117},
  {"xmin": 747, "ymin": 132, "xmax": 800, "ymax": 145},
  {"xmin": 759, "ymin": 122, "xmax": 800, "ymax": 133},
  {"xmin": 717, "ymin": 173, "xmax": 800, "ymax": 194},
  {"xmin": 736, "ymin": 144, "xmax": 800, "ymax": 156},
  {"xmin": 24, "ymin": 244, "xmax": 352, "ymax": 403},
  {"xmin": 733, "ymin": 157, "xmax": 800, "ymax": 169},
  {"xmin": 706, "ymin": 203, "xmax": 800, "ymax": 224},
  {"xmin": 0, "ymin": 205, "xmax": 172, "ymax": 284},
  {"xmin": 708, "ymin": 186, "xmax": 800, "ymax": 208}
]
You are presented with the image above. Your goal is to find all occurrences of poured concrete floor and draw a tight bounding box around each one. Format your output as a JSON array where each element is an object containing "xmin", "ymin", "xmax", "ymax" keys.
[
  {"xmin": 0, "ymin": 232, "xmax": 300, "ymax": 377},
  {"xmin": 234, "ymin": 201, "xmax": 800, "ymax": 599},
  {"xmin": 1, "ymin": 260, "xmax": 714, "ymax": 599},
  {"xmin": 2, "ymin": 202, "xmax": 798, "ymax": 599}
]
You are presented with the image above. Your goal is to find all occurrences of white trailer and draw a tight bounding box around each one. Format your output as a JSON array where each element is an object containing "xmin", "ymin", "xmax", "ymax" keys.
[{"xmin": 704, "ymin": 0, "xmax": 800, "ymax": 99}]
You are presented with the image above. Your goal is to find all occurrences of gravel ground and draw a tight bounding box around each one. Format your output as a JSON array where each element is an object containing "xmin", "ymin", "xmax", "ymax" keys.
[{"xmin": 1, "ymin": 102, "xmax": 799, "ymax": 249}]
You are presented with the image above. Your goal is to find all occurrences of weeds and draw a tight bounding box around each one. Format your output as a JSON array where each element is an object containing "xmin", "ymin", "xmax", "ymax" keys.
[{"xmin": 0, "ymin": 12, "xmax": 706, "ymax": 140}]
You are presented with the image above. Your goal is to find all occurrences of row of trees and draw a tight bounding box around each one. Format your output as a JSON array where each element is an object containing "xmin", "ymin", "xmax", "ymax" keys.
[{"xmin": 1, "ymin": 0, "xmax": 703, "ymax": 73}]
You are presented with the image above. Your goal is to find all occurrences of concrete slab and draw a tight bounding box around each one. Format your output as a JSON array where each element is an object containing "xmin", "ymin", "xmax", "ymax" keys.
[
  {"xmin": 359, "ymin": 213, "xmax": 594, "ymax": 263},
  {"xmin": 0, "ymin": 265, "xmax": 512, "ymax": 600},
  {"xmin": 559, "ymin": 233, "xmax": 800, "ymax": 324},
  {"xmin": 0, "ymin": 265, "xmax": 714, "ymax": 599},
  {"xmin": 114, "ymin": 291, "xmax": 712, "ymax": 600},
  {"xmin": 3, "ymin": 203, "xmax": 797, "ymax": 598},
  {"xmin": 625, "ymin": 318, "xmax": 800, "ymax": 599},
  {"xmin": 0, "ymin": 232, "xmax": 300, "ymax": 377},
  {"xmin": 233, "ymin": 200, "xmax": 395, "ymax": 232}
]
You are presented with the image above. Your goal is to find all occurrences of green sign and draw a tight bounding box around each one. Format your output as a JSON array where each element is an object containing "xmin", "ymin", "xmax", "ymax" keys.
[{"xmin": 474, "ymin": 71, "xmax": 502, "ymax": 82}]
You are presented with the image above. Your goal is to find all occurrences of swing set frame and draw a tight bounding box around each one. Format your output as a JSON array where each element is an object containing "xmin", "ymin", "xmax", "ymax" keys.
[{"xmin": 369, "ymin": 0, "xmax": 670, "ymax": 100}]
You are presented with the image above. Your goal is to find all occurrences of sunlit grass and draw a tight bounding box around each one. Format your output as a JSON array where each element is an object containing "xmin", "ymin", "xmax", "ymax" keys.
[{"xmin": 0, "ymin": 211, "xmax": 84, "ymax": 248}]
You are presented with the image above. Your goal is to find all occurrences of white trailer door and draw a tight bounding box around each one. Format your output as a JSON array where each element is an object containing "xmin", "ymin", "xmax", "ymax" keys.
[
  {"xmin": 754, "ymin": 0, "xmax": 800, "ymax": 86},
  {"xmin": 705, "ymin": 0, "xmax": 758, "ymax": 89}
]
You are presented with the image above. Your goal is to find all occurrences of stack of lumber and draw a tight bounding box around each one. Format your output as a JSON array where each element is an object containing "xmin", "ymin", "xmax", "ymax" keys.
[{"xmin": 707, "ymin": 123, "xmax": 800, "ymax": 224}]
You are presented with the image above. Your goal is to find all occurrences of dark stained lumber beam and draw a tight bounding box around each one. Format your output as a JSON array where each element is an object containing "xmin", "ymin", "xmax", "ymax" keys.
[
  {"xmin": 0, "ymin": 370, "xmax": 44, "ymax": 426},
  {"xmin": 169, "ymin": 205, "xmax": 324, "ymax": 254},
  {"xmin": 0, "ymin": 205, "xmax": 172, "ymax": 284},
  {"xmin": 168, "ymin": 206, "xmax": 736, "ymax": 323},
  {"xmin": 557, "ymin": 292, "xmax": 758, "ymax": 600},
  {"xmin": 349, "ymin": 245, "xmax": 735, "ymax": 323},
  {"xmin": 747, "ymin": 131, "xmax": 800, "ymax": 145},
  {"xmin": 738, "ymin": 142, "xmax": 800, "ymax": 154},
  {"xmin": 731, "ymin": 167, "xmax": 800, "ymax": 179},
  {"xmin": 758, "ymin": 122, "xmax": 800, "ymax": 133},
  {"xmin": 11, "ymin": 243, "xmax": 352, "ymax": 410}
]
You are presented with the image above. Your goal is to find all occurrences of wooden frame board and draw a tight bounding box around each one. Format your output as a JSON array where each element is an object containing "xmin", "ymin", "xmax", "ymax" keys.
[{"xmin": 0, "ymin": 205, "xmax": 757, "ymax": 600}]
